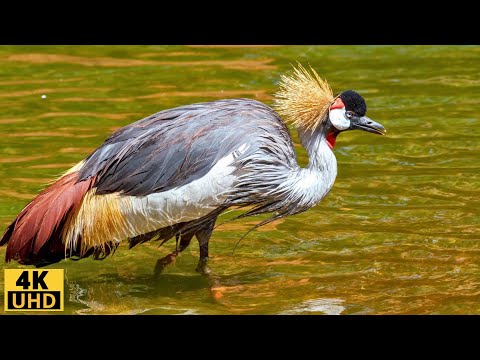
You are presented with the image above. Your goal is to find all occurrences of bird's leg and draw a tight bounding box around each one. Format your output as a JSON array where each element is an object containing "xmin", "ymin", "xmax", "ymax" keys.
[
  {"xmin": 195, "ymin": 221, "xmax": 214, "ymax": 275},
  {"xmin": 197, "ymin": 242, "xmax": 211, "ymax": 275},
  {"xmin": 154, "ymin": 233, "xmax": 193, "ymax": 275},
  {"xmin": 195, "ymin": 218, "xmax": 225, "ymax": 299}
]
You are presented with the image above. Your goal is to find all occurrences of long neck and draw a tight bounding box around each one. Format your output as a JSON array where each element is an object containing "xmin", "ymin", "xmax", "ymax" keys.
[
  {"xmin": 297, "ymin": 124, "xmax": 336, "ymax": 170},
  {"xmin": 240, "ymin": 121, "xmax": 338, "ymax": 217},
  {"xmin": 284, "ymin": 123, "xmax": 337, "ymax": 209}
]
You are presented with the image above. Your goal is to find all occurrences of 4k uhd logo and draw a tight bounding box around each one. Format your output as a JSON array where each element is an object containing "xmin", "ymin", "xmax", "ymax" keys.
[{"xmin": 4, "ymin": 269, "xmax": 64, "ymax": 311}]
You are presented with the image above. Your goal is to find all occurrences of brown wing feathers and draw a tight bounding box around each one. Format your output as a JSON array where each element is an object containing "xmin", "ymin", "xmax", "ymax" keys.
[{"xmin": 0, "ymin": 172, "xmax": 94, "ymax": 266}]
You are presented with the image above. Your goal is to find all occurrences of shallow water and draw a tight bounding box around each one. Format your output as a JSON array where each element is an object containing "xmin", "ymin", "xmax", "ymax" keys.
[{"xmin": 0, "ymin": 45, "xmax": 479, "ymax": 314}]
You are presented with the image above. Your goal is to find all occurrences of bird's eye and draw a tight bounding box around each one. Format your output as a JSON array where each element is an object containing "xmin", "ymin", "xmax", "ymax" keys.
[{"xmin": 345, "ymin": 111, "xmax": 354, "ymax": 119}]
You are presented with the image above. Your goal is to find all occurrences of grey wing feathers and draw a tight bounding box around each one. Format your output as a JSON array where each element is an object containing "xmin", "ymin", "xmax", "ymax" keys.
[{"xmin": 77, "ymin": 99, "xmax": 297, "ymax": 197}]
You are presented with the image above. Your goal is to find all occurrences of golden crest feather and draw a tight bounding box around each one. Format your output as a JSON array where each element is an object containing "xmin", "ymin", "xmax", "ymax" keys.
[{"xmin": 273, "ymin": 63, "xmax": 334, "ymax": 131}]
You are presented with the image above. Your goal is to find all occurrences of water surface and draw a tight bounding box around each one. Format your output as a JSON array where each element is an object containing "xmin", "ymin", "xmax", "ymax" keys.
[{"xmin": 0, "ymin": 45, "xmax": 479, "ymax": 314}]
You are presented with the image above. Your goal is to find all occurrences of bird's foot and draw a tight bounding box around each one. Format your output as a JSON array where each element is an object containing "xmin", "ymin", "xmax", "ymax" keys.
[
  {"xmin": 195, "ymin": 258, "xmax": 223, "ymax": 299},
  {"xmin": 154, "ymin": 252, "xmax": 178, "ymax": 275},
  {"xmin": 195, "ymin": 258, "xmax": 211, "ymax": 275}
]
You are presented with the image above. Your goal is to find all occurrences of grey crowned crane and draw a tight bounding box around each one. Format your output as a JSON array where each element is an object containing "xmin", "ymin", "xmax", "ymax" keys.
[{"xmin": 0, "ymin": 64, "xmax": 386, "ymax": 274}]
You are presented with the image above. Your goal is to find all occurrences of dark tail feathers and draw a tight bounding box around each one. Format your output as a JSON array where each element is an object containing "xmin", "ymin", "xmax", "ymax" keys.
[{"xmin": 0, "ymin": 173, "xmax": 94, "ymax": 267}]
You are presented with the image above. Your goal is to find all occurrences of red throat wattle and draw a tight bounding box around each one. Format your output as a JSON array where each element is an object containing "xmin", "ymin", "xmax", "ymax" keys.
[{"xmin": 326, "ymin": 131, "xmax": 337, "ymax": 149}]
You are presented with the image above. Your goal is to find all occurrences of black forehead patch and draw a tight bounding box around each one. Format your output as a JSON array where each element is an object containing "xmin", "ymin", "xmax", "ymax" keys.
[{"xmin": 339, "ymin": 90, "xmax": 367, "ymax": 116}]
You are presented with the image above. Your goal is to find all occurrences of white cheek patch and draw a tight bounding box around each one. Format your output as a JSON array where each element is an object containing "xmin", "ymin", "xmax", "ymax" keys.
[{"xmin": 329, "ymin": 108, "xmax": 350, "ymax": 130}]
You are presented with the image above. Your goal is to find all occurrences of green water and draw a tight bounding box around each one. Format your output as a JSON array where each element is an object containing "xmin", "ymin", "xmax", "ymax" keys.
[{"xmin": 0, "ymin": 45, "xmax": 479, "ymax": 315}]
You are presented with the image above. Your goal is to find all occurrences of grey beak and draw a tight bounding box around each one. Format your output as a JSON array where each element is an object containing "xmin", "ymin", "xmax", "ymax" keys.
[{"xmin": 351, "ymin": 116, "xmax": 386, "ymax": 135}]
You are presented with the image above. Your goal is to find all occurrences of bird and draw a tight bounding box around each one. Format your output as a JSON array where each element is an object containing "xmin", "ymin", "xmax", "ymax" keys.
[{"xmin": 0, "ymin": 64, "xmax": 386, "ymax": 274}]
